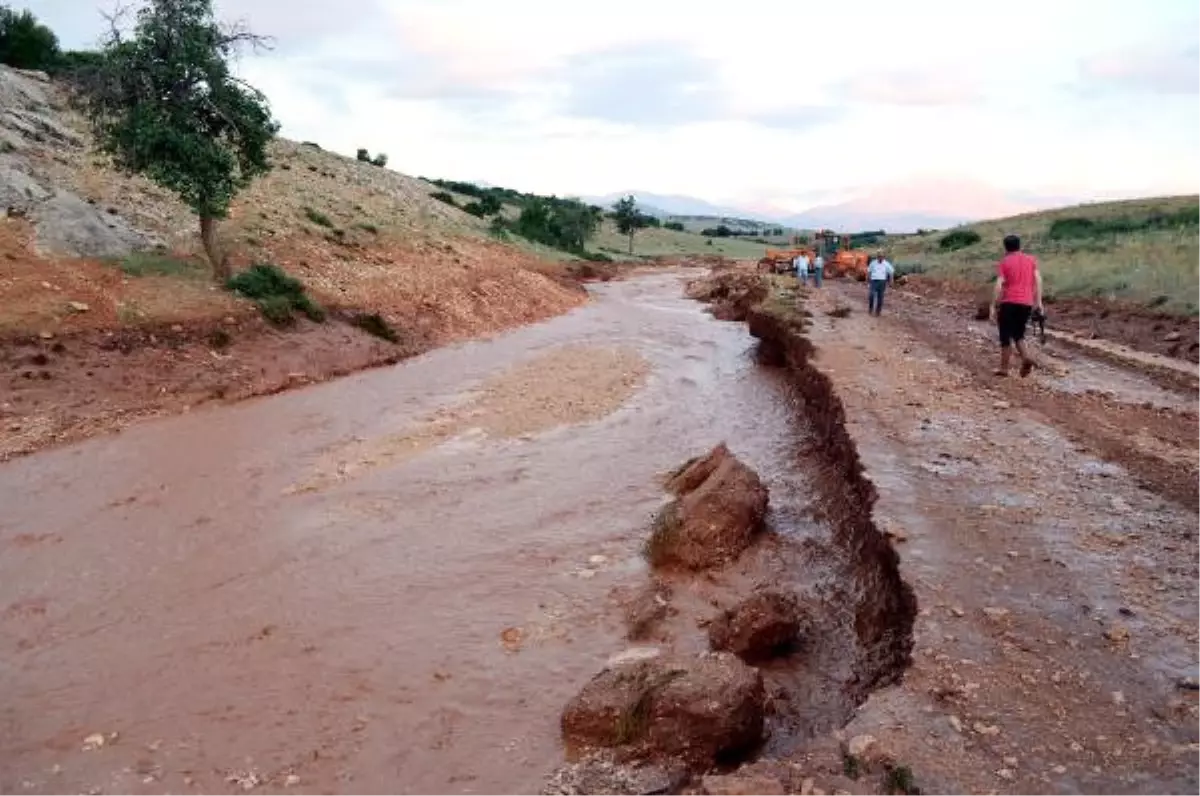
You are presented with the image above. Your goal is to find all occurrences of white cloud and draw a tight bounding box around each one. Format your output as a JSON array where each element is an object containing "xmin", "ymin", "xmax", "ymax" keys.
[{"xmin": 25, "ymin": 0, "xmax": 1200, "ymax": 210}]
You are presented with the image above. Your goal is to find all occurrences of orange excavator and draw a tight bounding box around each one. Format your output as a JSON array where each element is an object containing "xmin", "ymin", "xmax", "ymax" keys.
[{"xmin": 757, "ymin": 231, "xmax": 870, "ymax": 280}]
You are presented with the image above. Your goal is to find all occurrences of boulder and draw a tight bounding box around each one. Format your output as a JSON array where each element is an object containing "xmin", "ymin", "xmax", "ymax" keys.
[
  {"xmin": 648, "ymin": 444, "xmax": 769, "ymax": 570},
  {"xmin": 708, "ymin": 590, "xmax": 803, "ymax": 661},
  {"xmin": 623, "ymin": 580, "xmax": 673, "ymax": 641},
  {"xmin": 561, "ymin": 652, "xmax": 766, "ymax": 766}
]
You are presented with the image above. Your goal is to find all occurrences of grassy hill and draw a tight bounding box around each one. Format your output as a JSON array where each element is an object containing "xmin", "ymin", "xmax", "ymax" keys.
[{"xmin": 886, "ymin": 196, "xmax": 1199, "ymax": 315}]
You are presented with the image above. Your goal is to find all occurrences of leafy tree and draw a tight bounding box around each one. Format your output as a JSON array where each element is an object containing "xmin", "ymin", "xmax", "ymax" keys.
[
  {"xmin": 82, "ymin": 0, "xmax": 279, "ymax": 281},
  {"xmin": 371, "ymin": 153, "xmax": 387, "ymax": 167},
  {"xmin": 356, "ymin": 148, "xmax": 371, "ymax": 162},
  {"xmin": 0, "ymin": 5, "xmax": 60, "ymax": 70},
  {"xmin": 612, "ymin": 195, "xmax": 649, "ymax": 255}
]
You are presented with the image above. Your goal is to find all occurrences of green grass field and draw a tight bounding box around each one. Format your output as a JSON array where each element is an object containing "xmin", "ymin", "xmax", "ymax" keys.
[
  {"xmin": 588, "ymin": 219, "xmax": 769, "ymax": 260},
  {"xmin": 885, "ymin": 195, "xmax": 1200, "ymax": 314}
]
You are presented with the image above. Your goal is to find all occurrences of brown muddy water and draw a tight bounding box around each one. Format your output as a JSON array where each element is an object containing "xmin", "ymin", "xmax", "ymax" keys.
[{"xmin": 0, "ymin": 273, "xmax": 887, "ymax": 794}]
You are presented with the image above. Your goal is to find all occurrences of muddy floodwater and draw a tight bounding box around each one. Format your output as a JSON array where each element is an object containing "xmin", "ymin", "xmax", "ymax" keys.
[{"xmin": 0, "ymin": 273, "xmax": 826, "ymax": 795}]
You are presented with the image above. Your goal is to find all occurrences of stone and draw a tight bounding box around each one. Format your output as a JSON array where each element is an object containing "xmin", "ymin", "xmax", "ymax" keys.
[
  {"xmin": 67, "ymin": 301, "xmax": 89, "ymax": 312},
  {"xmin": 542, "ymin": 755, "xmax": 689, "ymax": 796},
  {"xmin": 648, "ymin": 444, "xmax": 769, "ymax": 570},
  {"xmin": 1164, "ymin": 331, "xmax": 1182, "ymax": 342},
  {"xmin": 606, "ymin": 647, "xmax": 662, "ymax": 667},
  {"xmin": 561, "ymin": 652, "xmax": 765, "ymax": 766},
  {"xmin": 707, "ymin": 590, "xmax": 803, "ymax": 661},
  {"xmin": 700, "ymin": 773, "xmax": 787, "ymax": 795},
  {"xmin": 1104, "ymin": 624, "xmax": 1130, "ymax": 643}
]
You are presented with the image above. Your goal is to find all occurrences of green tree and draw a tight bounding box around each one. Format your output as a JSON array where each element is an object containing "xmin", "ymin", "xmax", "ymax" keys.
[
  {"xmin": 612, "ymin": 195, "xmax": 649, "ymax": 255},
  {"xmin": 0, "ymin": 5, "xmax": 61, "ymax": 69},
  {"xmin": 82, "ymin": 0, "xmax": 279, "ymax": 280}
]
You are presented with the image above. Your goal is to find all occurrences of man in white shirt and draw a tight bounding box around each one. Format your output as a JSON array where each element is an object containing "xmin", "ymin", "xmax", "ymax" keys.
[
  {"xmin": 793, "ymin": 252, "xmax": 810, "ymax": 285},
  {"xmin": 866, "ymin": 252, "xmax": 894, "ymax": 316},
  {"xmin": 813, "ymin": 254, "xmax": 825, "ymax": 288}
]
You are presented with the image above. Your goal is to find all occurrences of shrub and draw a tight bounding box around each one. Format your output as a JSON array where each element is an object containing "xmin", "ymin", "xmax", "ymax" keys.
[
  {"xmin": 581, "ymin": 251, "xmax": 613, "ymax": 263},
  {"xmin": 1047, "ymin": 207, "xmax": 1198, "ymax": 240},
  {"xmin": 430, "ymin": 191, "xmax": 458, "ymax": 207},
  {"xmin": 0, "ymin": 6, "xmax": 60, "ymax": 70},
  {"xmin": 350, "ymin": 312, "xmax": 399, "ymax": 342},
  {"xmin": 664, "ymin": 221, "xmax": 685, "ymax": 231},
  {"xmin": 303, "ymin": 206, "xmax": 333, "ymax": 228},
  {"xmin": 371, "ymin": 153, "xmax": 387, "ymax": 167},
  {"xmin": 356, "ymin": 148, "xmax": 370, "ymax": 162},
  {"xmin": 893, "ymin": 262, "xmax": 926, "ymax": 278},
  {"xmin": 938, "ymin": 229, "xmax": 982, "ymax": 251},
  {"xmin": 226, "ymin": 264, "xmax": 325, "ymax": 326},
  {"xmin": 108, "ymin": 252, "xmax": 207, "ymax": 278},
  {"xmin": 355, "ymin": 222, "xmax": 379, "ymax": 234}
]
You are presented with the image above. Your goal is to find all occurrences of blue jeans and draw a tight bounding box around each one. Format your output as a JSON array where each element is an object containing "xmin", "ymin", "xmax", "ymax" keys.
[
  {"xmin": 797, "ymin": 270, "xmax": 808, "ymax": 285},
  {"xmin": 813, "ymin": 267, "xmax": 823, "ymax": 288},
  {"xmin": 868, "ymin": 279, "xmax": 887, "ymax": 314}
]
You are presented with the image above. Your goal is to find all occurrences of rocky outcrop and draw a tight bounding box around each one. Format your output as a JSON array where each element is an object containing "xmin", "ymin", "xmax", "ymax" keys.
[
  {"xmin": 647, "ymin": 443, "xmax": 769, "ymax": 570},
  {"xmin": 1, "ymin": 65, "xmax": 160, "ymax": 256},
  {"xmin": 707, "ymin": 590, "xmax": 804, "ymax": 662},
  {"xmin": 561, "ymin": 652, "xmax": 766, "ymax": 766},
  {"xmin": 541, "ymin": 755, "xmax": 689, "ymax": 796}
]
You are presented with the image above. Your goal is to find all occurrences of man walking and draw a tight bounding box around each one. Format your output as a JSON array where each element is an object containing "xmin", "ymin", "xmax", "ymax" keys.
[
  {"xmin": 990, "ymin": 234, "xmax": 1043, "ymax": 377},
  {"xmin": 812, "ymin": 252, "xmax": 825, "ymax": 288},
  {"xmin": 866, "ymin": 251, "xmax": 894, "ymax": 316},
  {"xmin": 793, "ymin": 251, "xmax": 810, "ymax": 285}
]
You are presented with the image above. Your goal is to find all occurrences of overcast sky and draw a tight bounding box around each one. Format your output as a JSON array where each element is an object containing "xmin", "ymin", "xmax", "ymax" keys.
[{"xmin": 25, "ymin": 0, "xmax": 1200, "ymax": 214}]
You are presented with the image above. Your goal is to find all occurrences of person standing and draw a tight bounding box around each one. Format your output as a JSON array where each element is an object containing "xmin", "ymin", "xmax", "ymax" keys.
[
  {"xmin": 866, "ymin": 251, "xmax": 894, "ymax": 316},
  {"xmin": 812, "ymin": 252, "xmax": 825, "ymax": 287},
  {"xmin": 793, "ymin": 251, "xmax": 810, "ymax": 286},
  {"xmin": 990, "ymin": 234, "xmax": 1043, "ymax": 377}
]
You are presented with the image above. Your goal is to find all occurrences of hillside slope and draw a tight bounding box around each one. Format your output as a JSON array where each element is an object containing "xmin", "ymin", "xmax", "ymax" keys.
[
  {"xmin": 0, "ymin": 65, "xmax": 581, "ymax": 337},
  {"xmin": 0, "ymin": 64, "xmax": 587, "ymax": 458}
]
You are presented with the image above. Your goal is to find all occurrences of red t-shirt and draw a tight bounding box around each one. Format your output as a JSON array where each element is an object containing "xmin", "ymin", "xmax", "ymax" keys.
[{"xmin": 997, "ymin": 252, "xmax": 1038, "ymax": 306}]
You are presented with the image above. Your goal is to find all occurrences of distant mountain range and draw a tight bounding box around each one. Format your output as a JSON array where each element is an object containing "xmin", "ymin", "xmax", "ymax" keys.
[{"xmin": 581, "ymin": 180, "xmax": 1086, "ymax": 234}]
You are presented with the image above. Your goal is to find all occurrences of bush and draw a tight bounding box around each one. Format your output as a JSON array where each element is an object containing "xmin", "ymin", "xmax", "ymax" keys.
[
  {"xmin": 430, "ymin": 191, "xmax": 458, "ymax": 207},
  {"xmin": 0, "ymin": 7, "xmax": 60, "ymax": 70},
  {"xmin": 356, "ymin": 148, "xmax": 370, "ymax": 162},
  {"xmin": 939, "ymin": 229, "xmax": 982, "ymax": 251},
  {"xmin": 371, "ymin": 153, "xmax": 387, "ymax": 167},
  {"xmin": 1047, "ymin": 207, "xmax": 1198, "ymax": 240},
  {"xmin": 226, "ymin": 264, "xmax": 325, "ymax": 326},
  {"xmin": 350, "ymin": 312, "xmax": 399, "ymax": 342},
  {"xmin": 664, "ymin": 221, "xmax": 685, "ymax": 231},
  {"xmin": 355, "ymin": 222, "xmax": 379, "ymax": 234},
  {"xmin": 303, "ymin": 206, "xmax": 333, "ymax": 228},
  {"xmin": 581, "ymin": 251, "xmax": 613, "ymax": 263},
  {"xmin": 893, "ymin": 262, "xmax": 926, "ymax": 278}
]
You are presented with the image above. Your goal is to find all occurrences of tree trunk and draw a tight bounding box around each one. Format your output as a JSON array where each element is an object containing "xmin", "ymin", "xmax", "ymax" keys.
[
  {"xmin": 200, "ymin": 215, "xmax": 230, "ymax": 282},
  {"xmin": 628, "ymin": 231, "xmax": 634, "ymax": 255}
]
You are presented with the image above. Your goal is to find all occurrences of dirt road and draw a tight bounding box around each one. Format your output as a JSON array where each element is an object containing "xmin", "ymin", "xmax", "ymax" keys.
[
  {"xmin": 1, "ymin": 270, "xmax": 1196, "ymax": 795},
  {"xmin": 774, "ymin": 281, "xmax": 1198, "ymax": 794}
]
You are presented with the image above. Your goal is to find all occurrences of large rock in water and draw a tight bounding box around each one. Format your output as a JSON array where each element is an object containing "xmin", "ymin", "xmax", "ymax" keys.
[
  {"xmin": 708, "ymin": 590, "xmax": 803, "ymax": 662},
  {"xmin": 649, "ymin": 444, "xmax": 769, "ymax": 570},
  {"xmin": 561, "ymin": 652, "xmax": 766, "ymax": 766}
]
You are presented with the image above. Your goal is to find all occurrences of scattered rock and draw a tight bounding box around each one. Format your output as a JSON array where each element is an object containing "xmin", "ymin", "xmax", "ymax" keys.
[
  {"xmin": 1110, "ymin": 496, "xmax": 1131, "ymax": 513},
  {"xmin": 81, "ymin": 733, "xmax": 107, "ymax": 751},
  {"xmin": 607, "ymin": 647, "xmax": 662, "ymax": 668},
  {"xmin": 993, "ymin": 400, "xmax": 1011, "ymax": 409},
  {"xmin": 542, "ymin": 754, "xmax": 689, "ymax": 795},
  {"xmin": 973, "ymin": 723, "xmax": 1000, "ymax": 736},
  {"xmin": 1164, "ymin": 330, "xmax": 1182, "ymax": 342},
  {"xmin": 647, "ymin": 444, "xmax": 769, "ymax": 570},
  {"xmin": 1111, "ymin": 691, "xmax": 1125, "ymax": 705},
  {"xmin": 949, "ymin": 606, "xmax": 965, "ymax": 617},
  {"xmin": 500, "ymin": 626, "xmax": 523, "ymax": 652},
  {"xmin": 948, "ymin": 715, "xmax": 963, "ymax": 733},
  {"xmin": 67, "ymin": 301, "xmax": 89, "ymax": 312},
  {"xmin": 560, "ymin": 651, "xmax": 765, "ymax": 765},
  {"xmin": 1104, "ymin": 624, "xmax": 1130, "ymax": 643},
  {"xmin": 700, "ymin": 772, "xmax": 787, "ymax": 795},
  {"xmin": 840, "ymin": 733, "xmax": 894, "ymax": 773},
  {"xmin": 284, "ymin": 774, "xmax": 301, "ymax": 787},
  {"xmin": 982, "ymin": 606, "xmax": 1010, "ymax": 621},
  {"xmin": 846, "ymin": 734, "xmax": 876, "ymax": 758},
  {"xmin": 996, "ymin": 768, "xmax": 1015, "ymax": 781},
  {"xmin": 707, "ymin": 590, "xmax": 803, "ymax": 661},
  {"xmin": 38, "ymin": 330, "xmax": 54, "ymax": 340}
]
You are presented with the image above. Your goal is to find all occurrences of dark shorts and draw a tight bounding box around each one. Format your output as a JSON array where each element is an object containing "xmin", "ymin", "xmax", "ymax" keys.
[{"xmin": 997, "ymin": 302, "xmax": 1033, "ymax": 346}]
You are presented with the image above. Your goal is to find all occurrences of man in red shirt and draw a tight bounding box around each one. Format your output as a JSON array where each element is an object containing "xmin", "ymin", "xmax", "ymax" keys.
[{"xmin": 990, "ymin": 234, "xmax": 1044, "ymax": 377}]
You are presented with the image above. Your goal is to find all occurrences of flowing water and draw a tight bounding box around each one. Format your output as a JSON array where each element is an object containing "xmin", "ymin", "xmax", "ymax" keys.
[{"xmin": 0, "ymin": 272, "xmax": 833, "ymax": 795}]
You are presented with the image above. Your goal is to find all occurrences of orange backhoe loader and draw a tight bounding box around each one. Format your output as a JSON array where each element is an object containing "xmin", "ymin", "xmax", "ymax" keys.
[{"xmin": 758, "ymin": 231, "xmax": 870, "ymax": 280}]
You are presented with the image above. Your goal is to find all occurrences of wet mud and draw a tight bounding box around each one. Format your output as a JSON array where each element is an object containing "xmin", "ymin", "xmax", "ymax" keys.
[{"xmin": 0, "ymin": 272, "xmax": 903, "ymax": 795}]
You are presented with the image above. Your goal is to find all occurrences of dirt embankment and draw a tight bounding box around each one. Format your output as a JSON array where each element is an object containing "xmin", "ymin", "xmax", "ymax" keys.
[{"xmin": 746, "ymin": 299, "xmax": 917, "ymax": 694}]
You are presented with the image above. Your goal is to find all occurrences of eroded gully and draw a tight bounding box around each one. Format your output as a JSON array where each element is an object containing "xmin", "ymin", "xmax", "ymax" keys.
[{"xmin": 0, "ymin": 272, "xmax": 905, "ymax": 794}]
